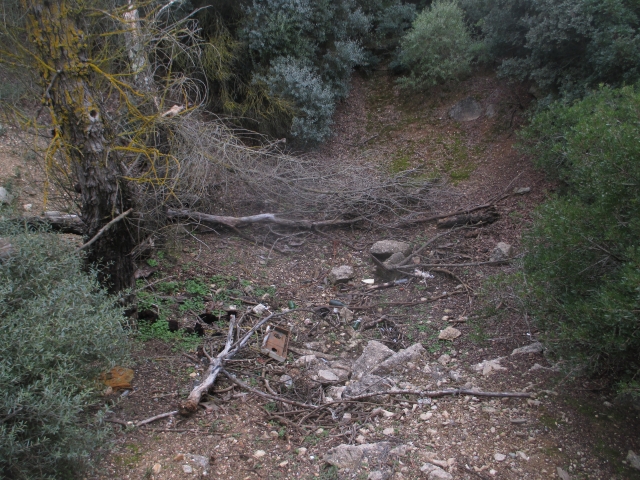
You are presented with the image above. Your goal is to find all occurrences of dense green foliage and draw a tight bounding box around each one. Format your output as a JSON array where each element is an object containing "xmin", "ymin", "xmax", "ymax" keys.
[
  {"xmin": 189, "ymin": 0, "xmax": 416, "ymax": 145},
  {"xmin": 398, "ymin": 0, "xmax": 475, "ymax": 91},
  {"xmin": 0, "ymin": 225, "xmax": 130, "ymax": 479},
  {"xmin": 520, "ymin": 86, "xmax": 640, "ymax": 394},
  {"xmin": 460, "ymin": 0, "xmax": 640, "ymax": 100}
]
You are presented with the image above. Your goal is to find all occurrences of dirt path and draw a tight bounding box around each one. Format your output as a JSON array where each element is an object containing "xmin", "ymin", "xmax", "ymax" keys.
[{"xmin": 2, "ymin": 72, "xmax": 639, "ymax": 480}]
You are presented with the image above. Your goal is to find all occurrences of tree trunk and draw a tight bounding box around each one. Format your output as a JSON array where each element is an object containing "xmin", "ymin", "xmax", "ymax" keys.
[{"xmin": 23, "ymin": 0, "xmax": 135, "ymax": 292}]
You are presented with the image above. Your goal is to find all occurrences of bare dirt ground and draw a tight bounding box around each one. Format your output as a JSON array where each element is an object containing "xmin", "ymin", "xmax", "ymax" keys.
[{"xmin": 1, "ymin": 71, "xmax": 639, "ymax": 480}]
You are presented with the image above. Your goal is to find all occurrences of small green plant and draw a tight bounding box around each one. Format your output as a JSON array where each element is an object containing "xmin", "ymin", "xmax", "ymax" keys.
[
  {"xmin": 179, "ymin": 298, "xmax": 205, "ymax": 313},
  {"xmin": 146, "ymin": 258, "xmax": 158, "ymax": 267},
  {"xmin": 137, "ymin": 319, "xmax": 201, "ymax": 352},
  {"xmin": 185, "ymin": 278, "xmax": 209, "ymax": 296}
]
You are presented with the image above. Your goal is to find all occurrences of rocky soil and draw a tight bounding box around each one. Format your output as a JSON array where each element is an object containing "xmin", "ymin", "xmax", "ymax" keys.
[{"xmin": 1, "ymin": 70, "xmax": 639, "ymax": 480}]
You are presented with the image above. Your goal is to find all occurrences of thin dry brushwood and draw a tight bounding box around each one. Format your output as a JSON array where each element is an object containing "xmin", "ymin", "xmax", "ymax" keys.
[{"xmin": 134, "ymin": 117, "xmax": 441, "ymax": 228}]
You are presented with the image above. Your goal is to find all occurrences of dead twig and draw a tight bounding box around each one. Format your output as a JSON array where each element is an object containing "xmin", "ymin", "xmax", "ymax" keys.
[
  {"xmin": 77, "ymin": 208, "xmax": 133, "ymax": 251},
  {"xmin": 105, "ymin": 410, "xmax": 178, "ymax": 428},
  {"xmin": 221, "ymin": 369, "xmax": 318, "ymax": 409},
  {"xmin": 325, "ymin": 388, "xmax": 532, "ymax": 405}
]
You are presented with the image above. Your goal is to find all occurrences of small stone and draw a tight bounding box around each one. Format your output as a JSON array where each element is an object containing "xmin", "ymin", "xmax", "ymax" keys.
[
  {"xmin": 438, "ymin": 354, "xmax": 451, "ymax": 365},
  {"xmin": 23, "ymin": 204, "xmax": 32, "ymax": 211},
  {"xmin": 254, "ymin": 450, "xmax": 266, "ymax": 458},
  {"xmin": 269, "ymin": 430, "xmax": 279, "ymax": 438},
  {"xmin": 316, "ymin": 428, "xmax": 324, "ymax": 435},
  {"xmin": 489, "ymin": 469, "xmax": 497, "ymax": 476},
  {"xmin": 279, "ymin": 460, "xmax": 288, "ymax": 467},
  {"xmin": 603, "ymin": 401, "xmax": 613, "ymax": 408},
  {"xmin": 370, "ymin": 240, "xmax": 412, "ymax": 260},
  {"xmin": 368, "ymin": 471, "xmax": 389, "ymax": 480},
  {"xmin": 356, "ymin": 435, "xmax": 366, "ymax": 444},
  {"xmin": 343, "ymin": 412, "xmax": 352, "ymax": 421},
  {"xmin": 420, "ymin": 462, "xmax": 454, "ymax": 479},
  {"xmin": 527, "ymin": 399, "xmax": 541, "ymax": 407},
  {"xmin": 297, "ymin": 447, "xmax": 307, "ymax": 456},
  {"xmin": 490, "ymin": 242, "xmax": 513, "ymax": 262},
  {"xmin": 438, "ymin": 327, "xmax": 461, "ymax": 341},
  {"xmin": 556, "ymin": 467, "xmax": 572, "ymax": 480},
  {"xmin": 513, "ymin": 187, "xmax": 531, "ymax": 195},
  {"xmin": 152, "ymin": 463, "xmax": 162, "ymax": 474},
  {"xmin": 420, "ymin": 412, "xmax": 433, "ymax": 420},
  {"xmin": 182, "ymin": 464, "xmax": 193, "ymax": 474},
  {"xmin": 0, "ymin": 187, "xmax": 13, "ymax": 205},
  {"xmin": 511, "ymin": 342, "xmax": 543, "ymax": 355},
  {"xmin": 628, "ymin": 451, "xmax": 640, "ymax": 471},
  {"xmin": 173, "ymin": 454, "xmax": 185, "ymax": 462},
  {"xmin": 517, "ymin": 451, "xmax": 529, "ymax": 461},
  {"xmin": 329, "ymin": 265, "xmax": 354, "ymax": 283},
  {"xmin": 494, "ymin": 453, "xmax": 506, "ymax": 462},
  {"xmin": 383, "ymin": 427, "xmax": 395, "ymax": 435},
  {"xmin": 474, "ymin": 358, "xmax": 506, "ymax": 376},
  {"xmin": 280, "ymin": 374, "xmax": 293, "ymax": 388},
  {"xmin": 317, "ymin": 370, "xmax": 339, "ymax": 383}
]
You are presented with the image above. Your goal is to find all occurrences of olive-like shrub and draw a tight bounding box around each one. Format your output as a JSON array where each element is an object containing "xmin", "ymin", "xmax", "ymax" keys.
[{"xmin": 0, "ymin": 224, "xmax": 130, "ymax": 479}]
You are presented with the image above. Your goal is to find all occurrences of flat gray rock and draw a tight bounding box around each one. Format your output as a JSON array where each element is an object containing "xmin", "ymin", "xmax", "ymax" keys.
[
  {"xmin": 324, "ymin": 442, "xmax": 393, "ymax": 469},
  {"xmin": 420, "ymin": 463, "xmax": 453, "ymax": 479},
  {"xmin": 628, "ymin": 450, "xmax": 640, "ymax": 471},
  {"xmin": 317, "ymin": 370, "xmax": 340, "ymax": 383},
  {"xmin": 490, "ymin": 242, "xmax": 513, "ymax": 262},
  {"xmin": 370, "ymin": 240, "xmax": 412, "ymax": 261},
  {"xmin": 449, "ymin": 97, "xmax": 483, "ymax": 122},
  {"xmin": 372, "ymin": 343, "xmax": 425, "ymax": 376},
  {"xmin": 0, "ymin": 187, "xmax": 14, "ymax": 205},
  {"xmin": 343, "ymin": 374, "xmax": 394, "ymax": 398},
  {"xmin": 351, "ymin": 340, "xmax": 395, "ymax": 380},
  {"xmin": 511, "ymin": 342, "xmax": 544, "ymax": 355},
  {"xmin": 329, "ymin": 265, "xmax": 354, "ymax": 283}
]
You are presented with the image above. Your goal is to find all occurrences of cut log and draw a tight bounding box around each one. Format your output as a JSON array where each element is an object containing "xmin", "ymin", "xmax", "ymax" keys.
[
  {"xmin": 23, "ymin": 212, "xmax": 85, "ymax": 235},
  {"xmin": 437, "ymin": 207, "xmax": 499, "ymax": 229}
]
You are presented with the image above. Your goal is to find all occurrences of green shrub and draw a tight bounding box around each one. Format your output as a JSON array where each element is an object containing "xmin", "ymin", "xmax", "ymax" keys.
[
  {"xmin": 259, "ymin": 56, "xmax": 336, "ymax": 145},
  {"xmin": 0, "ymin": 225, "xmax": 130, "ymax": 479},
  {"xmin": 465, "ymin": 0, "xmax": 640, "ymax": 100},
  {"xmin": 398, "ymin": 0, "xmax": 475, "ymax": 91},
  {"xmin": 520, "ymin": 85, "xmax": 640, "ymax": 394}
]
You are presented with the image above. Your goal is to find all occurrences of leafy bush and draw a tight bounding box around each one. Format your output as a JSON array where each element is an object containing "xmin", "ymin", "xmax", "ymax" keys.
[
  {"xmin": 0, "ymin": 225, "xmax": 130, "ymax": 479},
  {"xmin": 398, "ymin": 0, "xmax": 476, "ymax": 91},
  {"xmin": 464, "ymin": 0, "xmax": 640, "ymax": 99},
  {"xmin": 520, "ymin": 85, "xmax": 640, "ymax": 394},
  {"xmin": 259, "ymin": 56, "xmax": 336, "ymax": 145}
]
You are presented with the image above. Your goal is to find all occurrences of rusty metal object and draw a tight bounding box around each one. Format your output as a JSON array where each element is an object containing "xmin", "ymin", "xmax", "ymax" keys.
[{"xmin": 261, "ymin": 326, "xmax": 290, "ymax": 362}]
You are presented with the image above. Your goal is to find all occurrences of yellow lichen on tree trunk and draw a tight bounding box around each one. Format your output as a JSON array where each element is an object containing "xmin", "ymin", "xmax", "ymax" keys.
[{"xmin": 23, "ymin": 0, "xmax": 136, "ymax": 292}]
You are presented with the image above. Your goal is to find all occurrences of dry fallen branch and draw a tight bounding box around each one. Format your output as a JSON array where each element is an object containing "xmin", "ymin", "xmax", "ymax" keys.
[
  {"xmin": 166, "ymin": 209, "xmax": 364, "ymax": 230},
  {"xmin": 180, "ymin": 311, "xmax": 291, "ymax": 415},
  {"xmin": 77, "ymin": 208, "xmax": 133, "ymax": 251},
  {"xmin": 105, "ymin": 410, "xmax": 178, "ymax": 428}
]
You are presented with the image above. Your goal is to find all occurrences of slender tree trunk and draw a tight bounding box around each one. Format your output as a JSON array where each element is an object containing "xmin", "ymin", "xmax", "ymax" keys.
[{"xmin": 23, "ymin": 0, "xmax": 135, "ymax": 292}]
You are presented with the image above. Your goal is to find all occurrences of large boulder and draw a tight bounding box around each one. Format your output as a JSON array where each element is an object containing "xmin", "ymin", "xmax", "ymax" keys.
[
  {"xmin": 324, "ymin": 442, "xmax": 408, "ymax": 470},
  {"xmin": 343, "ymin": 374, "xmax": 395, "ymax": 398},
  {"xmin": 449, "ymin": 97, "xmax": 482, "ymax": 122},
  {"xmin": 420, "ymin": 463, "xmax": 453, "ymax": 479},
  {"xmin": 371, "ymin": 343, "xmax": 425, "ymax": 376},
  {"xmin": 370, "ymin": 240, "xmax": 412, "ymax": 261},
  {"xmin": 351, "ymin": 340, "xmax": 395, "ymax": 380}
]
